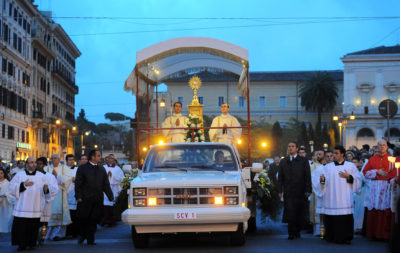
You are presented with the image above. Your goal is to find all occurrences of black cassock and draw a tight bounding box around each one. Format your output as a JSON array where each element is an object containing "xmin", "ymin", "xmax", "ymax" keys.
[
  {"xmin": 277, "ymin": 155, "xmax": 311, "ymax": 237},
  {"xmin": 75, "ymin": 162, "xmax": 113, "ymax": 244}
]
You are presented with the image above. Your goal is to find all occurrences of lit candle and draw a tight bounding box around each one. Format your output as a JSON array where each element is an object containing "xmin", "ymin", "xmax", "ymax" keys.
[
  {"xmin": 395, "ymin": 162, "xmax": 400, "ymax": 177},
  {"xmin": 388, "ymin": 157, "xmax": 396, "ymax": 172}
]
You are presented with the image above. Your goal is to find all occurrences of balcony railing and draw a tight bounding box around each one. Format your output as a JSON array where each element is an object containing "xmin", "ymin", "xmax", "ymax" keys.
[{"xmin": 32, "ymin": 111, "xmax": 43, "ymax": 119}]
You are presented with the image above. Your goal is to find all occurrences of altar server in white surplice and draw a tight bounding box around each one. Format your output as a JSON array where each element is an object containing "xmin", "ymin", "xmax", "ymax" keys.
[
  {"xmin": 36, "ymin": 157, "xmax": 58, "ymax": 223},
  {"xmin": 315, "ymin": 146, "xmax": 361, "ymax": 244},
  {"xmin": 9, "ymin": 157, "xmax": 50, "ymax": 251},
  {"xmin": 209, "ymin": 103, "xmax": 241, "ymax": 145},
  {"xmin": 162, "ymin": 101, "xmax": 189, "ymax": 143},
  {"xmin": 0, "ymin": 168, "xmax": 14, "ymax": 233},
  {"xmin": 45, "ymin": 153, "xmax": 72, "ymax": 240},
  {"xmin": 101, "ymin": 154, "xmax": 124, "ymax": 226}
]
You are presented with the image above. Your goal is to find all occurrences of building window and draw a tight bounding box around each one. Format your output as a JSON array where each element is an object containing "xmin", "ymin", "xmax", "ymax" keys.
[
  {"xmin": 177, "ymin": 96, "xmax": 184, "ymax": 105},
  {"xmin": 1, "ymin": 124, "xmax": 5, "ymax": 138},
  {"xmin": 218, "ymin": 96, "xmax": 224, "ymax": 106},
  {"xmin": 361, "ymin": 93, "xmax": 371, "ymax": 106},
  {"xmin": 279, "ymin": 96, "xmax": 287, "ymax": 107},
  {"xmin": 259, "ymin": 96, "xmax": 266, "ymax": 107},
  {"xmin": 198, "ymin": 96, "xmax": 204, "ymax": 105},
  {"xmin": 7, "ymin": 126, "xmax": 14, "ymax": 140},
  {"xmin": 238, "ymin": 96, "xmax": 244, "ymax": 108},
  {"xmin": 357, "ymin": 128, "xmax": 374, "ymax": 138}
]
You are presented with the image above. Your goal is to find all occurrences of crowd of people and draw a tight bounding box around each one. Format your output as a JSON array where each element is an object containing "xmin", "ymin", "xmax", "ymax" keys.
[
  {"xmin": 264, "ymin": 139, "xmax": 400, "ymax": 249},
  {"xmin": 0, "ymin": 151, "xmax": 133, "ymax": 251}
]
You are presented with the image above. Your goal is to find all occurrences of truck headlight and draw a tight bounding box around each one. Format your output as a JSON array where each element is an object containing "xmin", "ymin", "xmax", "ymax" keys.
[
  {"xmin": 214, "ymin": 196, "xmax": 223, "ymax": 205},
  {"xmin": 148, "ymin": 197, "xmax": 157, "ymax": 206},
  {"xmin": 133, "ymin": 188, "xmax": 146, "ymax": 196},
  {"xmin": 133, "ymin": 198, "xmax": 146, "ymax": 207},
  {"xmin": 225, "ymin": 197, "xmax": 238, "ymax": 205},
  {"xmin": 224, "ymin": 186, "xmax": 238, "ymax": 195}
]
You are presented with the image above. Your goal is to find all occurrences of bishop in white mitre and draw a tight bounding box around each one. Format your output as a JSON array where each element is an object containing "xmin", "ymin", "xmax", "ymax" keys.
[
  {"xmin": 162, "ymin": 101, "xmax": 189, "ymax": 143},
  {"xmin": 45, "ymin": 153, "xmax": 72, "ymax": 240},
  {"xmin": 209, "ymin": 103, "xmax": 241, "ymax": 145},
  {"xmin": 9, "ymin": 157, "xmax": 50, "ymax": 250},
  {"xmin": 313, "ymin": 146, "xmax": 361, "ymax": 244}
]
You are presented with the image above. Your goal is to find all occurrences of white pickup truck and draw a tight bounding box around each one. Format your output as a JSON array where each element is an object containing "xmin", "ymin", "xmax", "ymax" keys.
[{"xmin": 121, "ymin": 142, "xmax": 261, "ymax": 248}]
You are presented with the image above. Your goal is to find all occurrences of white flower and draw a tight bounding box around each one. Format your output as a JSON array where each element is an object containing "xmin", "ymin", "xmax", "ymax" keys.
[
  {"xmin": 195, "ymin": 137, "xmax": 199, "ymax": 142},
  {"xmin": 190, "ymin": 123, "xmax": 196, "ymax": 128},
  {"xmin": 200, "ymin": 135, "xmax": 205, "ymax": 141},
  {"xmin": 186, "ymin": 139, "xmax": 191, "ymax": 143},
  {"xmin": 197, "ymin": 130, "xmax": 202, "ymax": 134},
  {"xmin": 192, "ymin": 114, "xmax": 198, "ymax": 119}
]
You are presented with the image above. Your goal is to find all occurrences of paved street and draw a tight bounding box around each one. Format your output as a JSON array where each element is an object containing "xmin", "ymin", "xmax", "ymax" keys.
[{"xmin": 0, "ymin": 217, "xmax": 389, "ymax": 253}]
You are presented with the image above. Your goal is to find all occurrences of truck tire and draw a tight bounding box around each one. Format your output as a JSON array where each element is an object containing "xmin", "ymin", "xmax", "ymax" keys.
[
  {"xmin": 230, "ymin": 223, "xmax": 246, "ymax": 246},
  {"xmin": 131, "ymin": 226, "xmax": 149, "ymax": 248},
  {"xmin": 247, "ymin": 216, "xmax": 257, "ymax": 233}
]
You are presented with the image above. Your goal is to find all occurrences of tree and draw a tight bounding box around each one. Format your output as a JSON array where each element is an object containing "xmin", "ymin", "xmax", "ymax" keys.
[
  {"xmin": 299, "ymin": 72, "xmax": 338, "ymax": 125},
  {"xmin": 297, "ymin": 122, "xmax": 308, "ymax": 148},
  {"xmin": 104, "ymin": 112, "xmax": 131, "ymax": 121},
  {"xmin": 271, "ymin": 122, "xmax": 283, "ymax": 156}
]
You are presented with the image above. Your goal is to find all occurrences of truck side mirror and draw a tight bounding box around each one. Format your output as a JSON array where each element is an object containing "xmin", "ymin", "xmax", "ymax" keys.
[{"xmin": 251, "ymin": 163, "xmax": 263, "ymax": 173}]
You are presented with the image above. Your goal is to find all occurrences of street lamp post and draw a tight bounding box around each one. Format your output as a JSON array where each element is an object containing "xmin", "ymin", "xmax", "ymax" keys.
[
  {"xmin": 81, "ymin": 131, "xmax": 90, "ymax": 155},
  {"xmin": 309, "ymin": 140, "xmax": 314, "ymax": 153},
  {"xmin": 333, "ymin": 112, "xmax": 355, "ymax": 146}
]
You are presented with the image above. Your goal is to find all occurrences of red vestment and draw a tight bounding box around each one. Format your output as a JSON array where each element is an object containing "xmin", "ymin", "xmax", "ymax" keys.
[{"xmin": 363, "ymin": 153, "xmax": 396, "ymax": 239}]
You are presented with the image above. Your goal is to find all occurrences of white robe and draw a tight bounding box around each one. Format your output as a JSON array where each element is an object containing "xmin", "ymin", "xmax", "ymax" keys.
[
  {"xmin": 10, "ymin": 167, "xmax": 24, "ymax": 177},
  {"xmin": 9, "ymin": 170, "xmax": 50, "ymax": 218},
  {"xmin": 209, "ymin": 114, "xmax": 241, "ymax": 144},
  {"xmin": 316, "ymin": 161, "xmax": 361, "ymax": 215},
  {"xmin": 40, "ymin": 172, "xmax": 59, "ymax": 222},
  {"xmin": 312, "ymin": 164, "xmax": 326, "ymax": 214},
  {"xmin": 353, "ymin": 171, "xmax": 367, "ymax": 230},
  {"xmin": 0, "ymin": 179, "xmax": 14, "ymax": 233},
  {"xmin": 162, "ymin": 113, "xmax": 189, "ymax": 143},
  {"xmin": 67, "ymin": 166, "xmax": 78, "ymax": 211},
  {"xmin": 44, "ymin": 165, "xmax": 72, "ymax": 226},
  {"xmin": 103, "ymin": 165, "xmax": 124, "ymax": 206}
]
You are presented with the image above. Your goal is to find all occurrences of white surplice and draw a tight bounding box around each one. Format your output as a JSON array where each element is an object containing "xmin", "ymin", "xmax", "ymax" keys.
[
  {"xmin": 67, "ymin": 166, "xmax": 78, "ymax": 211},
  {"xmin": 311, "ymin": 163, "xmax": 324, "ymax": 235},
  {"xmin": 209, "ymin": 114, "xmax": 241, "ymax": 144},
  {"xmin": 9, "ymin": 170, "xmax": 50, "ymax": 218},
  {"xmin": 44, "ymin": 164, "xmax": 72, "ymax": 239},
  {"xmin": 161, "ymin": 113, "xmax": 189, "ymax": 143},
  {"xmin": 0, "ymin": 179, "xmax": 14, "ymax": 233},
  {"xmin": 103, "ymin": 165, "xmax": 124, "ymax": 206},
  {"xmin": 353, "ymin": 171, "xmax": 368, "ymax": 230},
  {"xmin": 316, "ymin": 161, "xmax": 361, "ymax": 215},
  {"xmin": 40, "ymin": 171, "xmax": 59, "ymax": 222}
]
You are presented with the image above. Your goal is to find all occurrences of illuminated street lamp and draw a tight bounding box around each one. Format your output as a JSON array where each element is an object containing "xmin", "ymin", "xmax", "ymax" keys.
[
  {"xmin": 159, "ymin": 99, "xmax": 166, "ymax": 108},
  {"xmin": 349, "ymin": 111, "xmax": 356, "ymax": 120},
  {"xmin": 332, "ymin": 114, "xmax": 339, "ymax": 121},
  {"xmin": 55, "ymin": 119, "xmax": 62, "ymax": 126},
  {"xmin": 261, "ymin": 142, "xmax": 267, "ymax": 148},
  {"xmin": 72, "ymin": 126, "xmax": 77, "ymax": 132},
  {"xmin": 85, "ymin": 131, "xmax": 90, "ymax": 136},
  {"xmin": 94, "ymin": 144, "xmax": 98, "ymax": 149},
  {"xmin": 237, "ymin": 139, "xmax": 242, "ymax": 145},
  {"xmin": 142, "ymin": 147, "xmax": 148, "ymax": 152}
]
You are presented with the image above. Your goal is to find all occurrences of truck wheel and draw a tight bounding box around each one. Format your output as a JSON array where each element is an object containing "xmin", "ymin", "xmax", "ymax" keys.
[
  {"xmin": 230, "ymin": 223, "xmax": 246, "ymax": 246},
  {"xmin": 247, "ymin": 216, "xmax": 257, "ymax": 233},
  {"xmin": 131, "ymin": 226, "xmax": 149, "ymax": 248}
]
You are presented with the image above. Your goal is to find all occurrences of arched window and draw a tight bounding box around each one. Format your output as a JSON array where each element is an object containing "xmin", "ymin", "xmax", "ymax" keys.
[
  {"xmin": 385, "ymin": 128, "xmax": 400, "ymax": 137},
  {"xmin": 357, "ymin": 128, "xmax": 375, "ymax": 138}
]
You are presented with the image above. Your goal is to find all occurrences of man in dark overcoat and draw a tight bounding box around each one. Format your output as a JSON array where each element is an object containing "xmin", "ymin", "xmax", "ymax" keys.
[
  {"xmin": 278, "ymin": 142, "xmax": 312, "ymax": 240},
  {"xmin": 75, "ymin": 150, "xmax": 113, "ymax": 245}
]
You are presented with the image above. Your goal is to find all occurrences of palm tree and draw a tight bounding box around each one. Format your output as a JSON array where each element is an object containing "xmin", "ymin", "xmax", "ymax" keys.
[{"xmin": 299, "ymin": 72, "xmax": 338, "ymax": 125}]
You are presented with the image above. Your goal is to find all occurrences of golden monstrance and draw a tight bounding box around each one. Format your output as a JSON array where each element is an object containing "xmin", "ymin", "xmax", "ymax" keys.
[{"xmin": 187, "ymin": 75, "xmax": 204, "ymax": 126}]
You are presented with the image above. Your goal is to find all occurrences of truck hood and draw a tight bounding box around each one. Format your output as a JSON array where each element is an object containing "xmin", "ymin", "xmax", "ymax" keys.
[{"xmin": 132, "ymin": 171, "xmax": 242, "ymax": 187}]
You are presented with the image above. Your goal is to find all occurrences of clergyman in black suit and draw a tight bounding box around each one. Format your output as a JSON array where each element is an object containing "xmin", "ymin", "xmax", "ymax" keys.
[
  {"xmin": 75, "ymin": 150, "xmax": 113, "ymax": 245},
  {"xmin": 278, "ymin": 141, "xmax": 312, "ymax": 240}
]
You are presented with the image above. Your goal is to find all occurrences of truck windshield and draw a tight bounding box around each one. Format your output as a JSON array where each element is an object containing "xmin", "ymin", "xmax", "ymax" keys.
[{"xmin": 143, "ymin": 145, "xmax": 238, "ymax": 172}]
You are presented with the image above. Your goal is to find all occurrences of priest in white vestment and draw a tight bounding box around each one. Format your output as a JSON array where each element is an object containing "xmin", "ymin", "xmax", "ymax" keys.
[
  {"xmin": 209, "ymin": 103, "xmax": 241, "ymax": 145},
  {"xmin": 162, "ymin": 101, "xmax": 189, "ymax": 143},
  {"xmin": 0, "ymin": 168, "xmax": 14, "ymax": 233},
  {"xmin": 10, "ymin": 160, "xmax": 25, "ymax": 178},
  {"xmin": 45, "ymin": 153, "xmax": 72, "ymax": 240},
  {"xmin": 309, "ymin": 150, "xmax": 324, "ymax": 236},
  {"xmin": 65, "ymin": 154, "xmax": 79, "ymax": 238},
  {"xmin": 36, "ymin": 157, "xmax": 58, "ymax": 243},
  {"xmin": 101, "ymin": 155, "xmax": 124, "ymax": 226},
  {"xmin": 9, "ymin": 157, "xmax": 50, "ymax": 250},
  {"xmin": 314, "ymin": 146, "xmax": 361, "ymax": 244}
]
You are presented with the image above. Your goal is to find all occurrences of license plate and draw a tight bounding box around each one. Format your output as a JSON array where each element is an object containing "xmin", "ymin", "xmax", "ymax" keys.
[{"xmin": 174, "ymin": 212, "xmax": 197, "ymax": 220}]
